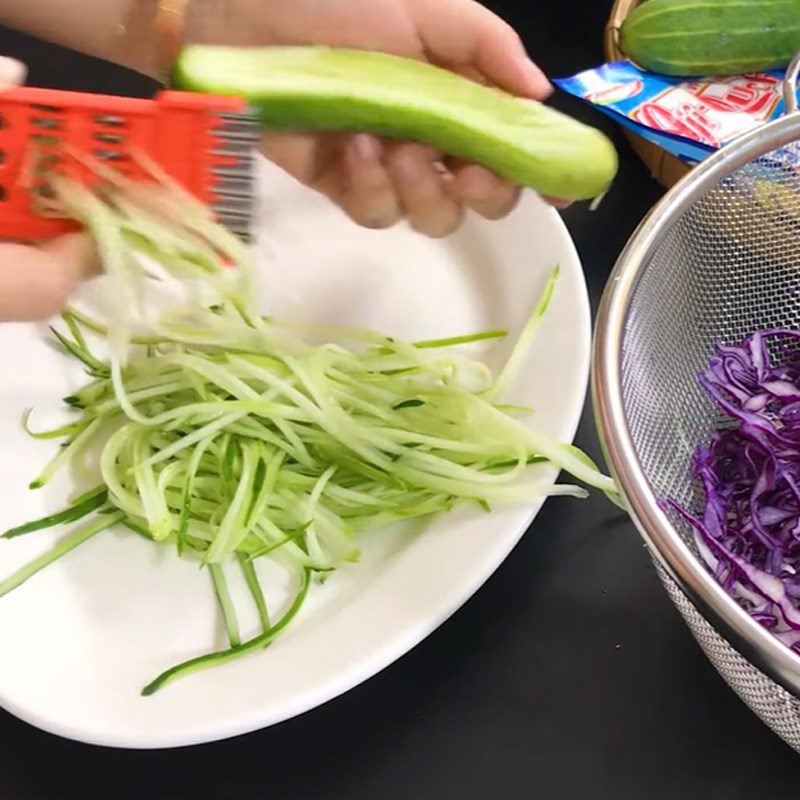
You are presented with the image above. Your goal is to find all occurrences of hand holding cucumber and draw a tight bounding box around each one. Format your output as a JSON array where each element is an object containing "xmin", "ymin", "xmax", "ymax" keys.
[
  {"xmin": 180, "ymin": 0, "xmax": 615, "ymax": 237},
  {"xmin": 0, "ymin": 0, "xmax": 618, "ymax": 324}
]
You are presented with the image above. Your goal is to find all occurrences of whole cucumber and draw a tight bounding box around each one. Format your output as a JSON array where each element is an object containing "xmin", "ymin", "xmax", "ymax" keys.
[
  {"xmin": 173, "ymin": 46, "xmax": 617, "ymax": 201},
  {"xmin": 620, "ymin": 0, "xmax": 800, "ymax": 77}
]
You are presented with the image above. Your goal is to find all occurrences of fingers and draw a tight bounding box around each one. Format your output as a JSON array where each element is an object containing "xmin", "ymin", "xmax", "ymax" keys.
[
  {"xmin": 446, "ymin": 161, "xmax": 521, "ymax": 220},
  {"xmin": 262, "ymin": 130, "xmax": 402, "ymax": 229},
  {"xmin": 408, "ymin": 0, "xmax": 552, "ymax": 99},
  {"xmin": 260, "ymin": 129, "xmax": 335, "ymax": 188},
  {"xmin": 0, "ymin": 55, "xmax": 26, "ymax": 89},
  {"xmin": 339, "ymin": 142, "xmax": 521, "ymax": 234},
  {"xmin": 0, "ymin": 233, "xmax": 100, "ymax": 322},
  {"xmin": 339, "ymin": 134, "xmax": 401, "ymax": 229},
  {"xmin": 386, "ymin": 143, "xmax": 462, "ymax": 237},
  {"xmin": 541, "ymin": 196, "xmax": 573, "ymax": 210},
  {"xmin": 260, "ymin": 130, "xmax": 524, "ymax": 238},
  {"xmin": 42, "ymin": 232, "xmax": 102, "ymax": 281},
  {"xmin": 0, "ymin": 58, "xmax": 95, "ymax": 323}
]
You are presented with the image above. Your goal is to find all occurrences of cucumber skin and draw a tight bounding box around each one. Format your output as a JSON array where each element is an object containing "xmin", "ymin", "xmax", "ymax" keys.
[
  {"xmin": 620, "ymin": 0, "xmax": 800, "ymax": 77},
  {"xmin": 173, "ymin": 46, "xmax": 618, "ymax": 201}
]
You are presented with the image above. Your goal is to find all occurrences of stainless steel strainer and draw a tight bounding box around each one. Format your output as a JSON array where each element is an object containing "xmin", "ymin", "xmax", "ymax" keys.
[{"xmin": 593, "ymin": 53, "xmax": 800, "ymax": 751}]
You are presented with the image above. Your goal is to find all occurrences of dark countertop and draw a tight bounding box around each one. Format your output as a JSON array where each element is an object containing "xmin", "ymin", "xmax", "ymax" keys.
[{"xmin": 1, "ymin": 2, "xmax": 800, "ymax": 798}]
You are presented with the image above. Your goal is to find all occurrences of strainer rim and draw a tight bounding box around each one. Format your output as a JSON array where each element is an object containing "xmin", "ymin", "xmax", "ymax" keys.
[{"xmin": 593, "ymin": 112, "xmax": 800, "ymax": 698}]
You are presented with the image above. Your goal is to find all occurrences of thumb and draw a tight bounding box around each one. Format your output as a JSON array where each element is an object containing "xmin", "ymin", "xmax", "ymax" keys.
[
  {"xmin": 0, "ymin": 57, "xmax": 100, "ymax": 323},
  {"xmin": 0, "ymin": 55, "xmax": 27, "ymax": 89},
  {"xmin": 409, "ymin": 0, "xmax": 551, "ymax": 99},
  {"xmin": 0, "ymin": 234, "xmax": 100, "ymax": 322}
]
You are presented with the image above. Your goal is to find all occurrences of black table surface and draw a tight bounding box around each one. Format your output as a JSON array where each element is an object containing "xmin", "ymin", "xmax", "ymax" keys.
[{"xmin": 2, "ymin": 2, "xmax": 800, "ymax": 798}]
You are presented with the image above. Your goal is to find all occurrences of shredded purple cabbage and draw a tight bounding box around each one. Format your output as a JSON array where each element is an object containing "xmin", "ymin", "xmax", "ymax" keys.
[{"xmin": 664, "ymin": 329, "xmax": 800, "ymax": 652}]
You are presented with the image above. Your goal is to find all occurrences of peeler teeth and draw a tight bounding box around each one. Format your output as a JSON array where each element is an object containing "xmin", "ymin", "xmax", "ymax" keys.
[
  {"xmin": 215, "ymin": 111, "xmax": 255, "ymax": 123},
  {"xmin": 215, "ymin": 186, "xmax": 253, "ymax": 200},
  {"xmin": 215, "ymin": 129, "xmax": 261, "ymax": 144},
  {"xmin": 215, "ymin": 120, "xmax": 259, "ymax": 136},
  {"xmin": 208, "ymin": 111, "xmax": 257, "ymax": 242},
  {"xmin": 215, "ymin": 193, "xmax": 253, "ymax": 218},
  {"xmin": 215, "ymin": 209, "xmax": 252, "ymax": 223},
  {"xmin": 216, "ymin": 124, "xmax": 258, "ymax": 138},
  {"xmin": 212, "ymin": 165, "xmax": 254, "ymax": 181},
  {"xmin": 213, "ymin": 199, "xmax": 253, "ymax": 215},
  {"xmin": 215, "ymin": 181, "xmax": 256, "ymax": 201},
  {"xmin": 213, "ymin": 145, "xmax": 256, "ymax": 158},
  {"xmin": 219, "ymin": 222, "xmax": 252, "ymax": 242}
]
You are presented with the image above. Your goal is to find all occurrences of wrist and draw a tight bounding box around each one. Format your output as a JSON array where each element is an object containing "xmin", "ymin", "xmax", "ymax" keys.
[
  {"xmin": 117, "ymin": 0, "xmax": 163, "ymax": 78},
  {"xmin": 0, "ymin": 0, "xmax": 165, "ymax": 77},
  {"xmin": 151, "ymin": 0, "xmax": 245, "ymax": 81},
  {"xmin": 152, "ymin": 0, "xmax": 192, "ymax": 80},
  {"xmin": 150, "ymin": 0, "xmax": 268, "ymax": 80}
]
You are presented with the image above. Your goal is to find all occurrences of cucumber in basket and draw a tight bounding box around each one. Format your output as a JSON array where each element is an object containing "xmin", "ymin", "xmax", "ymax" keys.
[
  {"xmin": 619, "ymin": 0, "xmax": 800, "ymax": 77},
  {"xmin": 173, "ymin": 46, "xmax": 618, "ymax": 201}
]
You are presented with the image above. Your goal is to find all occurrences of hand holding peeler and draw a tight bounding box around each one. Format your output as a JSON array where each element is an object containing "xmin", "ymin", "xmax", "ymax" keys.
[{"xmin": 0, "ymin": 87, "xmax": 259, "ymax": 242}]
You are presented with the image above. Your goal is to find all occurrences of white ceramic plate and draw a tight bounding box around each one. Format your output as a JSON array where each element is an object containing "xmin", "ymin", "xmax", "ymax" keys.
[{"xmin": 0, "ymin": 159, "xmax": 590, "ymax": 748}]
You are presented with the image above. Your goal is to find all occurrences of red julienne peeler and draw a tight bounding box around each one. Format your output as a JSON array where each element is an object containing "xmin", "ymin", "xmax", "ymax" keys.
[{"xmin": 0, "ymin": 86, "xmax": 259, "ymax": 242}]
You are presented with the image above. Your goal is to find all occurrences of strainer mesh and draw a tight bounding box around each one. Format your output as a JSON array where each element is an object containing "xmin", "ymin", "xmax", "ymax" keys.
[
  {"xmin": 655, "ymin": 561, "xmax": 800, "ymax": 748},
  {"xmin": 620, "ymin": 142, "xmax": 800, "ymax": 750}
]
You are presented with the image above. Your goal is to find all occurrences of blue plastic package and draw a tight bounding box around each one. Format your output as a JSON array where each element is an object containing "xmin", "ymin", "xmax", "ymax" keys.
[{"xmin": 555, "ymin": 61, "xmax": 790, "ymax": 165}]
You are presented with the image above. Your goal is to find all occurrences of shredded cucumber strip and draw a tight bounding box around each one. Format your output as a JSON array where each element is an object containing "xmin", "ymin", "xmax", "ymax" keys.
[
  {"xmin": 491, "ymin": 265, "xmax": 559, "ymax": 402},
  {"xmin": 0, "ymin": 512, "xmax": 124, "ymax": 598},
  {"xmin": 238, "ymin": 553, "xmax": 270, "ymax": 632},
  {"xmin": 29, "ymin": 416, "xmax": 104, "ymax": 490},
  {"xmin": 141, "ymin": 569, "xmax": 310, "ymax": 696},
  {"xmin": 2, "ymin": 487, "xmax": 109, "ymax": 539},
  {"xmin": 209, "ymin": 563, "xmax": 241, "ymax": 647}
]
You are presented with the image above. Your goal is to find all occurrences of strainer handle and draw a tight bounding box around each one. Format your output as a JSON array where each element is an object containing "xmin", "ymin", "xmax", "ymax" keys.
[{"xmin": 783, "ymin": 50, "xmax": 800, "ymax": 114}]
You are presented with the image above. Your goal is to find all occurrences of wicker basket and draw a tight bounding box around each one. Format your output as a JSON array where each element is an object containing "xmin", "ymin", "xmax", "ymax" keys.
[{"xmin": 604, "ymin": 0, "xmax": 691, "ymax": 188}]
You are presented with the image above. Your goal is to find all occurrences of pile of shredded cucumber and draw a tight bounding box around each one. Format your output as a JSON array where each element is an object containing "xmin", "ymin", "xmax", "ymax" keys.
[{"xmin": 0, "ymin": 153, "xmax": 615, "ymax": 694}]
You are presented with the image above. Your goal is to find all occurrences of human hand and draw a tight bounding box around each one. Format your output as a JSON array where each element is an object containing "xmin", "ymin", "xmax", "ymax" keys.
[
  {"xmin": 0, "ymin": 57, "xmax": 99, "ymax": 322},
  {"xmin": 184, "ymin": 0, "xmax": 556, "ymax": 238}
]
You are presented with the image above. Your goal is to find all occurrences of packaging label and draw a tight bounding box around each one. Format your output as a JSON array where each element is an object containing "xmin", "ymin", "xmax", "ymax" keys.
[{"xmin": 555, "ymin": 61, "xmax": 790, "ymax": 165}]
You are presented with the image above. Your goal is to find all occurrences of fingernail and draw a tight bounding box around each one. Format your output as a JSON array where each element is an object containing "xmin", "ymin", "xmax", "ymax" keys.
[
  {"xmin": 511, "ymin": 40, "xmax": 553, "ymax": 99},
  {"xmin": 353, "ymin": 133, "xmax": 381, "ymax": 161},
  {"xmin": 0, "ymin": 56, "xmax": 27, "ymax": 89},
  {"xmin": 523, "ymin": 58, "xmax": 553, "ymax": 98}
]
